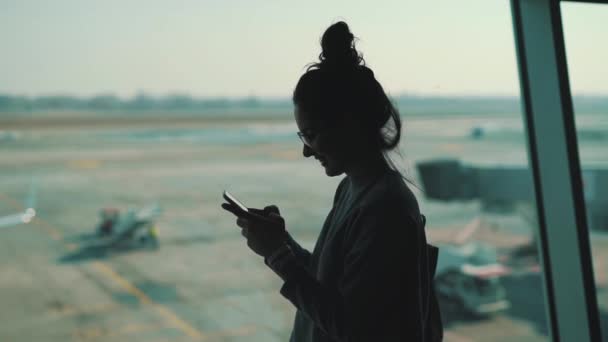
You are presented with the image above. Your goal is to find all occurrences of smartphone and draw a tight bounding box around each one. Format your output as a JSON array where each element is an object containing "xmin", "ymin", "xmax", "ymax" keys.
[{"xmin": 223, "ymin": 190, "xmax": 253, "ymax": 218}]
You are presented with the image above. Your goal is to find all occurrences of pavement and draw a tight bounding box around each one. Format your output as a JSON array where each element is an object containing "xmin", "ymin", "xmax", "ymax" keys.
[{"xmin": 0, "ymin": 115, "xmax": 606, "ymax": 341}]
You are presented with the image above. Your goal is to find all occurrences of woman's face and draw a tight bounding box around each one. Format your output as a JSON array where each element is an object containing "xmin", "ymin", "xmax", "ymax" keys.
[{"xmin": 294, "ymin": 105, "xmax": 355, "ymax": 177}]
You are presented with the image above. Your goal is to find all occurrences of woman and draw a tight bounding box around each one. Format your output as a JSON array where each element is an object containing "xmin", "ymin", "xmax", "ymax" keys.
[{"xmin": 222, "ymin": 21, "xmax": 441, "ymax": 342}]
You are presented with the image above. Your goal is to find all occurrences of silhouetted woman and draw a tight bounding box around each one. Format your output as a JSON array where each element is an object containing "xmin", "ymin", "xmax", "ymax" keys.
[{"xmin": 223, "ymin": 21, "xmax": 441, "ymax": 342}]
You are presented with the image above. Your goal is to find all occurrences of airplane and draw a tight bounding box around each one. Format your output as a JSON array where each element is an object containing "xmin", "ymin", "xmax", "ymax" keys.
[
  {"xmin": 96, "ymin": 203, "xmax": 162, "ymax": 247},
  {"xmin": 0, "ymin": 179, "xmax": 37, "ymax": 228},
  {"xmin": 59, "ymin": 203, "xmax": 162, "ymax": 262}
]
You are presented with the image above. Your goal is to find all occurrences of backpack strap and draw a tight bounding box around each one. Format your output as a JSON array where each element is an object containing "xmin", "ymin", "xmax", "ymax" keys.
[
  {"xmin": 418, "ymin": 214, "xmax": 444, "ymax": 341},
  {"xmin": 426, "ymin": 244, "xmax": 443, "ymax": 341}
]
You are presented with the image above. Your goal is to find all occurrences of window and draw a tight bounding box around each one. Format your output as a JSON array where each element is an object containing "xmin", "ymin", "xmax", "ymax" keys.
[
  {"xmin": 511, "ymin": 0, "xmax": 605, "ymax": 340},
  {"xmin": 1, "ymin": 1, "xmax": 583, "ymax": 341},
  {"xmin": 562, "ymin": 2, "xmax": 608, "ymax": 340}
]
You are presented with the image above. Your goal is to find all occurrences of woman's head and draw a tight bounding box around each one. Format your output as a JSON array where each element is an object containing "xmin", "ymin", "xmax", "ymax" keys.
[{"xmin": 293, "ymin": 21, "xmax": 402, "ymax": 177}]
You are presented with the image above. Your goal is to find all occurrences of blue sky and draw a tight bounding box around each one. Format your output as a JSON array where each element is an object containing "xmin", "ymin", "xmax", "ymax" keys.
[{"xmin": 0, "ymin": 0, "xmax": 606, "ymax": 98}]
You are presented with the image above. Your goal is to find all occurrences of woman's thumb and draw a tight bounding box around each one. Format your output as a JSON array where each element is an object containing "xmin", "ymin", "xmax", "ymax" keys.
[
  {"xmin": 264, "ymin": 205, "xmax": 280, "ymax": 215},
  {"xmin": 268, "ymin": 212, "xmax": 284, "ymax": 223}
]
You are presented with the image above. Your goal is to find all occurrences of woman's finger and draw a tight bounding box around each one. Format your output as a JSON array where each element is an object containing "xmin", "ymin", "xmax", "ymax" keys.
[
  {"xmin": 221, "ymin": 203, "xmax": 238, "ymax": 216},
  {"xmin": 236, "ymin": 217, "xmax": 249, "ymax": 228}
]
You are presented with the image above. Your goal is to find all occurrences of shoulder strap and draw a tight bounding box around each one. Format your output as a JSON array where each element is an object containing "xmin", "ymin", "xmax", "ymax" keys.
[{"xmin": 418, "ymin": 214, "xmax": 443, "ymax": 342}]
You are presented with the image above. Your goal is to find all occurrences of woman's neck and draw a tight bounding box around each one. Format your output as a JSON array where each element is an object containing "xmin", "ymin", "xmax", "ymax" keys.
[{"xmin": 346, "ymin": 153, "xmax": 391, "ymax": 191}]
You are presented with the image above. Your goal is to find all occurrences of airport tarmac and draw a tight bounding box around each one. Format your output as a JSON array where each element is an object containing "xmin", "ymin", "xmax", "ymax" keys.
[{"xmin": 1, "ymin": 114, "xmax": 606, "ymax": 341}]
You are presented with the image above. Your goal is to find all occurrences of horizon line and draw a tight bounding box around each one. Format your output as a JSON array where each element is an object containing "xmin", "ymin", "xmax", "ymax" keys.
[{"xmin": 2, "ymin": 92, "xmax": 608, "ymax": 100}]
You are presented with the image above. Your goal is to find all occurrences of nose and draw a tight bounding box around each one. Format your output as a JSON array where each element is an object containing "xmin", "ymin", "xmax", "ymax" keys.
[{"xmin": 302, "ymin": 144, "xmax": 314, "ymax": 158}]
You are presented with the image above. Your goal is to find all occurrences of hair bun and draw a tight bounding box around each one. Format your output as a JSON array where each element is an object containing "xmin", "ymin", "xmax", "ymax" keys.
[{"xmin": 319, "ymin": 21, "xmax": 363, "ymax": 69}]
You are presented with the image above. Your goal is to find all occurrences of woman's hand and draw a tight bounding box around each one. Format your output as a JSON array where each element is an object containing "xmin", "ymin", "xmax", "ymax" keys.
[{"xmin": 221, "ymin": 204, "xmax": 288, "ymax": 258}]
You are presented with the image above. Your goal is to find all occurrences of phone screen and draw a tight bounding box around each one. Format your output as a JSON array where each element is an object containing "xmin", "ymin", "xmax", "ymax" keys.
[{"xmin": 223, "ymin": 191, "xmax": 249, "ymax": 213}]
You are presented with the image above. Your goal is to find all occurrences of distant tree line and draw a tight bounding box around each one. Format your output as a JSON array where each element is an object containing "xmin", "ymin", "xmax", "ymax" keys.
[
  {"xmin": 0, "ymin": 93, "xmax": 606, "ymax": 115},
  {"xmin": 0, "ymin": 93, "xmax": 292, "ymax": 112}
]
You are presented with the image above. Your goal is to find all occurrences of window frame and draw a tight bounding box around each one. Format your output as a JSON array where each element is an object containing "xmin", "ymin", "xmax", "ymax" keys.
[{"xmin": 510, "ymin": 0, "xmax": 606, "ymax": 341}]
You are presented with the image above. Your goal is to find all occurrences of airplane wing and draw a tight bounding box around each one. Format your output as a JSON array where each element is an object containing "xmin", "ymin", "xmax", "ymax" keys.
[
  {"xmin": 0, "ymin": 211, "xmax": 34, "ymax": 227},
  {"xmin": 135, "ymin": 203, "xmax": 162, "ymax": 221},
  {"xmin": 0, "ymin": 179, "xmax": 37, "ymax": 229}
]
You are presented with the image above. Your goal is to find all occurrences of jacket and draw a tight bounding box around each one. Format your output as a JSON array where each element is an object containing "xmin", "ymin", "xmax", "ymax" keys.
[{"xmin": 271, "ymin": 170, "xmax": 443, "ymax": 341}]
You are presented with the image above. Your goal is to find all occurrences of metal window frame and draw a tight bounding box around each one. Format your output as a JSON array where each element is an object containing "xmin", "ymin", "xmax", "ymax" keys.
[
  {"xmin": 510, "ymin": 0, "xmax": 605, "ymax": 341},
  {"xmin": 562, "ymin": 0, "xmax": 608, "ymax": 3}
]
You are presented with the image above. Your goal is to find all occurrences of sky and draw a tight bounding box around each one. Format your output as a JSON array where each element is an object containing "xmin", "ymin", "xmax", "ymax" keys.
[{"xmin": 0, "ymin": 0, "xmax": 606, "ymax": 98}]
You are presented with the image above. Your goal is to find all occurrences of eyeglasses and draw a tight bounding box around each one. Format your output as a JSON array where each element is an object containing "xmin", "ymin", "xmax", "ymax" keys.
[
  {"xmin": 297, "ymin": 122, "xmax": 333, "ymax": 147},
  {"xmin": 297, "ymin": 131, "xmax": 316, "ymax": 147}
]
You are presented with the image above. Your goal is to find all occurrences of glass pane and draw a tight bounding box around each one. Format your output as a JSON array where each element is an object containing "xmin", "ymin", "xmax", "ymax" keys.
[
  {"xmin": 0, "ymin": 1, "xmax": 549, "ymax": 341},
  {"xmin": 561, "ymin": 2, "xmax": 608, "ymax": 340}
]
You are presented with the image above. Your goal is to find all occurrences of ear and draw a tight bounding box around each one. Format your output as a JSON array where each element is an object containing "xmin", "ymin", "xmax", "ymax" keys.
[{"xmin": 342, "ymin": 115, "xmax": 368, "ymax": 144}]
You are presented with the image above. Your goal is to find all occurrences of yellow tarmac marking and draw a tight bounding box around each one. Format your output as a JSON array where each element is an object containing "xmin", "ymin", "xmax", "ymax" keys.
[
  {"xmin": 50, "ymin": 302, "xmax": 117, "ymax": 317},
  {"xmin": 67, "ymin": 159, "xmax": 102, "ymax": 169},
  {"xmin": 207, "ymin": 324, "xmax": 257, "ymax": 339},
  {"xmin": 0, "ymin": 192, "xmax": 207, "ymax": 341},
  {"xmin": 270, "ymin": 150, "xmax": 299, "ymax": 160},
  {"xmin": 73, "ymin": 322, "xmax": 171, "ymax": 340},
  {"xmin": 154, "ymin": 304, "xmax": 206, "ymax": 340},
  {"xmin": 46, "ymin": 227, "xmax": 64, "ymax": 241},
  {"xmin": 32, "ymin": 217, "xmax": 64, "ymax": 239},
  {"xmin": 72, "ymin": 325, "xmax": 106, "ymax": 340},
  {"xmin": 147, "ymin": 324, "xmax": 257, "ymax": 342},
  {"xmin": 437, "ymin": 143, "xmax": 464, "ymax": 153},
  {"xmin": 444, "ymin": 331, "xmax": 475, "ymax": 342},
  {"xmin": 48, "ymin": 229, "xmax": 63, "ymax": 240},
  {"xmin": 90, "ymin": 249, "xmax": 207, "ymax": 339},
  {"xmin": 111, "ymin": 322, "xmax": 172, "ymax": 337}
]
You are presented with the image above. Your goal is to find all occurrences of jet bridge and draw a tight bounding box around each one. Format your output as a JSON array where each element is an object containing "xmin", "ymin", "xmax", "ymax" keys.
[{"xmin": 416, "ymin": 159, "xmax": 608, "ymax": 231}]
